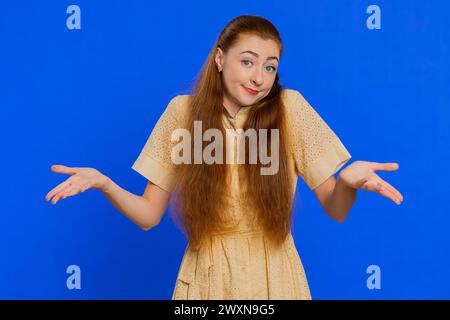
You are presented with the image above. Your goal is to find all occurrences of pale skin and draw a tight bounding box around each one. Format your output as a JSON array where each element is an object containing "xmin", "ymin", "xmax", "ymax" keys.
[{"xmin": 45, "ymin": 33, "xmax": 403, "ymax": 229}]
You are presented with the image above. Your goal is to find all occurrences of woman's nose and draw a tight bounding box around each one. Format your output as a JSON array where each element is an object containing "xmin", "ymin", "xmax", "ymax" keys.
[{"xmin": 250, "ymin": 68, "xmax": 264, "ymax": 86}]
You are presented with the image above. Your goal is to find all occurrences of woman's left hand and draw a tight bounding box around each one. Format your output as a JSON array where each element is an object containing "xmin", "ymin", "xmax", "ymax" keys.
[{"xmin": 338, "ymin": 160, "xmax": 403, "ymax": 205}]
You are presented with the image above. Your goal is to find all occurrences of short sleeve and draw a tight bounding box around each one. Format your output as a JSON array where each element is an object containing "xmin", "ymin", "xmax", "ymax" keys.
[
  {"xmin": 283, "ymin": 89, "xmax": 352, "ymax": 190},
  {"xmin": 131, "ymin": 95, "xmax": 182, "ymax": 192}
]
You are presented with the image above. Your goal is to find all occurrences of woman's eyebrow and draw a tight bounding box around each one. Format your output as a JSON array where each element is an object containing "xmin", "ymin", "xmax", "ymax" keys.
[{"xmin": 240, "ymin": 50, "xmax": 279, "ymax": 62}]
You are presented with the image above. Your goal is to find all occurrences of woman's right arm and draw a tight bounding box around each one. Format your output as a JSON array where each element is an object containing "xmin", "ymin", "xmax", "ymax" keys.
[
  {"xmin": 45, "ymin": 165, "xmax": 170, "ymax": 231},
  {"xmin": 102, "ymin": 178, "xmax": 171, "ymax": 231}
]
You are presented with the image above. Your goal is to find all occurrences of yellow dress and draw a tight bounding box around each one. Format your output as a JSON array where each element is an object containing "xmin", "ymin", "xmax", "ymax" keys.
[{"xmin": 131, "ymin": 88, "xmax": 352, "ymax": 300}]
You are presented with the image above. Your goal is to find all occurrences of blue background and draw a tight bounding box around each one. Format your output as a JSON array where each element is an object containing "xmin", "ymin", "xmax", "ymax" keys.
[{"xmin": 1, "ymin": 0, "xmax": 448, "ymax": 299}]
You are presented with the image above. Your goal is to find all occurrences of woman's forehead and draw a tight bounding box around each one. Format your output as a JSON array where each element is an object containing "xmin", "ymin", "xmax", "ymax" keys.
[{"xmin": 230, "ymin": 34, "xmax": 280, "ymax": 58}]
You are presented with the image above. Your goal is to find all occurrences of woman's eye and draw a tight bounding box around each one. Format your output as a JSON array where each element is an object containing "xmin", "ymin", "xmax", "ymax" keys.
[{"xmin": 241, "ymin": 60, "xmax": 277, "ymax": 73}]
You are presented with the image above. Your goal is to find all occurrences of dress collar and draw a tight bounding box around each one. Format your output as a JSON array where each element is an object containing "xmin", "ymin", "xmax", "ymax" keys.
[{"xmin": 222, "ymin": 105, "xmax": 253, "ymax": 120}]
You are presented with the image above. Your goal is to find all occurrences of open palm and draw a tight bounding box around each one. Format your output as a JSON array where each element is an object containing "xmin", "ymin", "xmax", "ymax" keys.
[{"xmin": 339, "ymin": 161, "xmax": 403, "ymax": 205}]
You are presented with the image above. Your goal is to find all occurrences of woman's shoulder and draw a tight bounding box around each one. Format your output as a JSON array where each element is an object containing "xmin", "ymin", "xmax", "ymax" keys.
[
  {"xmin": 280, "ymin": 88, "xmax": 307, "ymax": 118},
  {"xmin": 281, "ymin": 88, "xmax": 305, "ymax": 107},
  {"xmin": 167, "ymin": 94, "xmax": 192, "ymax": 116},
  {"xmin": 168, "ymin": 93, "xmax": 191, "ymax": 109},
  {"xmin": 280, "ymin": 87, "xmax": 322, "ymax": 127},
  {"xmin": 165, "ymin": 93, "xmax": 192, "ymax": 123},
  {"xmin": 281, "ymin": 87, "xmax": 299, "ymax": 97},
  {"xmin": 172, "ymin": 93, "xmax": 192, "ymax": 104}
]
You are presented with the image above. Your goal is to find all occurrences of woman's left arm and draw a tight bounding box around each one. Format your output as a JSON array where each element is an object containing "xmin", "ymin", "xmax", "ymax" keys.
[{"xmin": 313, "ymin": 161, "xmax": 404, "ymax": 222}]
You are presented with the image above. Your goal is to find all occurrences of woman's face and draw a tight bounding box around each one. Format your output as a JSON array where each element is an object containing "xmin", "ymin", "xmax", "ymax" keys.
[{"xmin": 215, "ymin": 33, "xmax": 280, "ymax": 110}]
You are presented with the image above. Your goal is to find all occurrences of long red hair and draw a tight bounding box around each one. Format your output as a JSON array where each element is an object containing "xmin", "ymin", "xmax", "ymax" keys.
[{"xmin": 171, "ymin": 15, "xmax": 295, "ymax": 250}]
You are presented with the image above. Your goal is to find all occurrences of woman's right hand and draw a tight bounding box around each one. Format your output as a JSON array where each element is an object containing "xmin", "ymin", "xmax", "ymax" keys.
[{"xmin": 45, "ymin": 165, "xmax": 110, "ymax": 205}]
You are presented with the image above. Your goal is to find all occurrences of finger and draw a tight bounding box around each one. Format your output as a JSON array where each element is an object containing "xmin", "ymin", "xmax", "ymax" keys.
[
  {"xmin": 58, "ymin": 185, "xmax": 82, "ymax": 200},
  {"xmin": 362, "ymin": 180, "xmax": 402, "ymax": 205},
  {"xmin": 51, "ymin": 184, "xmax": 75, "ymax": 204},
  {"xmin": 79, "ymin": 182, "xmax": 92, "ymax": 193},
  {"xmin": 67, "ymin": 182, "xmax": 92, "ymax": 196},
  {"xmin": 377, "ymin": 185, "xmax": 402, "ymax": 204},
  {"xmin": 46, "ymin": 178, "xmax": 76, "ymax": 201},
  {"xmin": 360, "ymin": 179, "xmax": 379, "ymax": 192},
  {"xmin": 371, "ymin": 162, "xmax": 399, "ymax": 172},
  {"xmin": 377, "ymin": 179, "xmax": 403, "ymax": 202},
  {"xmin": 57, "ymin": 182, "xmax": 92, "ymax": 202},
  {"xmin": 355, "ymin": 178, "xmax": 369, "ymax": 189},
  {"xmin": 369, "ymin": 173, "xmax": 403, "ymax": 202},
  {"xmin": 50, "ymin": 164, "xmax": 80, "ymax": 175}
]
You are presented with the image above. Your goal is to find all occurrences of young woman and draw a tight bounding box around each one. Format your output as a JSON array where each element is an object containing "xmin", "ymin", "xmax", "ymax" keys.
[{"xmin": 45, "ymin": 15, "xmax": 403, "ymax": 300}]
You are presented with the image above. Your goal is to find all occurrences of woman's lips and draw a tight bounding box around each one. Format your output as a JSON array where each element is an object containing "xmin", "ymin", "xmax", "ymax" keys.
[{"xmin": 243, "ymin": 86, "xmax": 258, "ymax": 95}]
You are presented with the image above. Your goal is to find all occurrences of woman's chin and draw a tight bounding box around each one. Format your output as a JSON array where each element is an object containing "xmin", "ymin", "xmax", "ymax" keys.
[{"xmin": 239, "ymin": 94, "xmax": 259, "ymax": 105}]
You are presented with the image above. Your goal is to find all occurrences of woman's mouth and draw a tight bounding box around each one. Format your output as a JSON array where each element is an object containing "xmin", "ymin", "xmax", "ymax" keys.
[{"xmin": 243, "ymin": 86, "xmax": 259, "ymax": 95}]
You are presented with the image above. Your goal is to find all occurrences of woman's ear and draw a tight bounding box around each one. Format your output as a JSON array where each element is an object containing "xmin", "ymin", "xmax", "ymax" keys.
[{"xmin": 215, "ymin": 47, "xmax": 223, "ymax": 72}]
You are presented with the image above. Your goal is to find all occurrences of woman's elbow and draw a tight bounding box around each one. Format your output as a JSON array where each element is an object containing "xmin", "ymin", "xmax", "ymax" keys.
[
  {"xmin": 141, "ymin": 220, "xmax": 160, "ymax": 231},
  {"xmin": 327, "ymin": 210, "xmax": 348, "ymax": 223}
]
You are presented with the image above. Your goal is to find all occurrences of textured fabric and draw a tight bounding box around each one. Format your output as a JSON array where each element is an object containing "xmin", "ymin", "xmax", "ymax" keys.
[
  {"xmin": 131, "ymin": 88, "xmax": 352, "ymax": 300},
  {"xmin": 284, "ymin": 89, "xmax": 352, "ymax": 190},
  {"xmin": 131, "ymin": 96, "xmax": 181, "ymax": 192}
]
